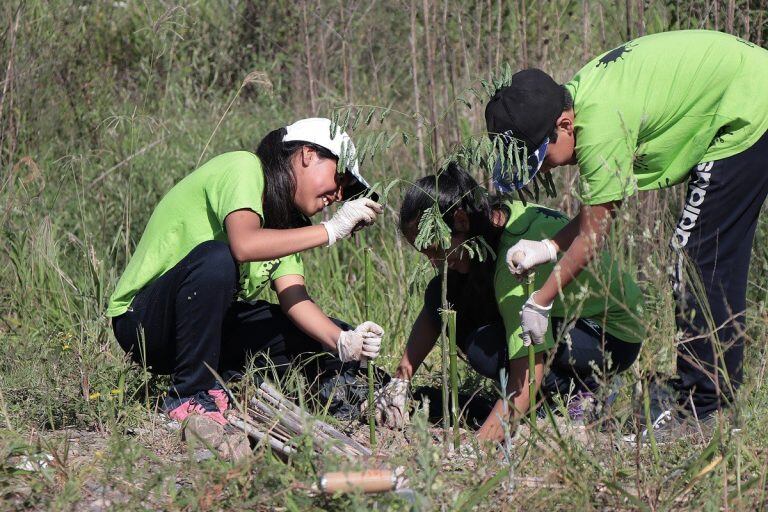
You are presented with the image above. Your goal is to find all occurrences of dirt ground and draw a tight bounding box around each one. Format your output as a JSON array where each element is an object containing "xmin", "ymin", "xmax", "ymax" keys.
[{"xmin": 2, "ymin": 411, "xmax": 604, "ymax": 511}]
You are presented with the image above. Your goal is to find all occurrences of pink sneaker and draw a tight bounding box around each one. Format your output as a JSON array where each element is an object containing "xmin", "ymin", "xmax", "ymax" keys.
[
  {"xmin": 167, "ymin": 392, "xmax": 227, "ymax": 425},
  {"xmin": 208, "ymin": 388, "xmax": 230, "ymax": 413}
]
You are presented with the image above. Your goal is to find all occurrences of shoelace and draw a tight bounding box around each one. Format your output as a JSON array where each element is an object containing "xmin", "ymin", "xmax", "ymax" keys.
[
  {"xmin": 642, "ymin": 410, "xmax": 673, "ymax": 439},
  {"xmin": 188, "ymin": 390, "xmax": 220, "ymax": 413},
  {"xmin": 652, "ymin": 410, "xmax": 672, "ymax": 429}
]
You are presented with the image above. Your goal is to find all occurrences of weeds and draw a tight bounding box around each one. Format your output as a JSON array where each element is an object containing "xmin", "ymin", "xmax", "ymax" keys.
[{"xmin": 1, "ymin": 0, "xmax": 767, "ymax": 510}]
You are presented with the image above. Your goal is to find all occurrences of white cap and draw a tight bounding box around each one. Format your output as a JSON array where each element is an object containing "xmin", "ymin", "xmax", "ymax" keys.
[{"xmin": 283, "ymin": 117, "xmax": 371, "ymax": 198}]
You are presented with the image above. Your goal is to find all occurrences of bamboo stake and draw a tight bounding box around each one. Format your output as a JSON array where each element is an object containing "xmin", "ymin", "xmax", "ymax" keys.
[
  {"xmin": 364, "ymin": 248, "xmax": 376, "ymax": 448},
  {"xmin": 257, "ymin": 382, "xmax": 372, "ymax": 456},
  {"xmin": 440, "ymin": 263, "xmax": 450, "ymax": 441},
  {"xmin": 526, "ymin": 272, "xmax": 537, "ymax": 425},
  {"xmin": 227, "ymin": 412, "xmax": 294, "ymax": 456},
  {"xmin": 446, "ymin": 309, "xmax": 459, "ymax": 450},
  {"xmin": 511, "ymin": 251, "xmax": 537, "ymax": 424},
  {"xmin": 248, "ymin": 398, "xmax": 359, "ymax": 458}
]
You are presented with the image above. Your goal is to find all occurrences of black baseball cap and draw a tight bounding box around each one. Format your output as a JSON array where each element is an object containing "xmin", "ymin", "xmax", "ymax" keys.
[
  {"xmin": 485, "ymin": 69, "xmax": 565, "ymax": 191},
  {"xmin": 485, "ymin": 68, "xmax": 565, "ymax": 150}
]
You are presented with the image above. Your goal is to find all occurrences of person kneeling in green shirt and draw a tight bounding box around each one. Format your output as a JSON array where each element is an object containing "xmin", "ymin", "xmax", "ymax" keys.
[
  {"xmin": 371, "ymin": 165, "xmax": 644, "ymax": 442},
  {"xmin": 485, "ymin": 30, "xmax": 768, "ymax": 438},
  {"xmin": 108, "ymin": 118, "xmax": 384, "ymax": 426}
]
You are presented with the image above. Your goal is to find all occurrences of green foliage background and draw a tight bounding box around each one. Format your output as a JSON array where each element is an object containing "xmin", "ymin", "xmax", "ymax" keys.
[{"xmin": 0, "ymin": 1, "xmax": 767, "ymax": 510}]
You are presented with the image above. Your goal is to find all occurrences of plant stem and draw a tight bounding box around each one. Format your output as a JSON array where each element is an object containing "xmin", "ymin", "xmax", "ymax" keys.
[
  {"xmin": 446, "ymin": 309, "xmax": 459, "ymax": 449},
  {"xmin": 643, "ymin": 378, "xmax": 659, "ymax": 463},
  {"xmin": 526, "ymin": 273, "xmax": 537, "ymax": 426},
  {"xmin": 364, "ymin": 249, "xmax": 376, "ymax": 448},
  {"xmin": 440, "ymin": 262, "xmax": 450, "ymax": 441}
]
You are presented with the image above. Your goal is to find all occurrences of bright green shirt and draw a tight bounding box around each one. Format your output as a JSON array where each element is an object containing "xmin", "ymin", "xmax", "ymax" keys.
[
  {"xmin": 495, "ymin": 202, "xmax": 644, "ymax": 360},
  {"xmin": 107, "ymin": 151, "xmax": 304, "ymax": 317},
  {"xmin": 565, "ymin": 30, "xmax": 768, "ymax": 205}
]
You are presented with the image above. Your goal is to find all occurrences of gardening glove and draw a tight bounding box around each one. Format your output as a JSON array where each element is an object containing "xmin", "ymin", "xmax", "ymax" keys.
[
  {"xmin": 368, "ymin": 378, "xmax": 410, "ymax": 429},
  {"xmin": 505, "ymin": 239, "xmax": 558, "ymax": 275},
  {"xmin": 322, "ymin": 198, "xmax": 383, "ymax": 246},
  {"xmin": 520, "ymin": 292, "xmax": 552, "ymax": 346},
  {"xmin": 336, "ymin": 321, "xmax": 384, "ymax": 362}
]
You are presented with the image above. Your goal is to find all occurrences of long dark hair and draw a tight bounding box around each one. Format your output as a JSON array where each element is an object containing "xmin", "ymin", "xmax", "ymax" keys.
[
  {"xmin": 399, "ymin": 164, "xmax": 505, "ymax": 322},
  {"xmin": 255, "ymin": 128, "xmax": 338, "ymax": 229},
  {"xmin": 399, "ymin": 163, "xmax": 500, "ymax": 248}
]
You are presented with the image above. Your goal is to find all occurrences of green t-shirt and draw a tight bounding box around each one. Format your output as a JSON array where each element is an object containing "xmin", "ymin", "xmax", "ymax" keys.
[
  {"xmin": 107, "ymin": 151, "xmax": 304, "ymax": 317},
  {"xmin": 565, "ymin": 30, "xmax": 768, "ymax": 205},
  {"xmin": 495, "ymin": 202, "xmax": 644, "ymax": 360}
]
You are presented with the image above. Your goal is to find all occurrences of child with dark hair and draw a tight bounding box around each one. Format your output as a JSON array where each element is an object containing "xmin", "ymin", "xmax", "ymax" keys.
[
  {"xmin": 371, "ymin": 164, "xmax": 644, "ymax": 441},
  {"xmin": 108, "ymin": 118, "xmax": 383, "ymax": 427}
]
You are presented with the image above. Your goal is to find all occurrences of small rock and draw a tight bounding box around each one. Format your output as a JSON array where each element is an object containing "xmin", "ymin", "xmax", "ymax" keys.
[
  {"xmin": 217, "ymin": 432, "xmax": 252, "ymax": 462},
  {"xmin": 183, "ymin": 416, "xmax": 225, "ymax": 448},
  {"xmin": 194, "ymin": 449, "xmax": 215, "ymax": 462}
]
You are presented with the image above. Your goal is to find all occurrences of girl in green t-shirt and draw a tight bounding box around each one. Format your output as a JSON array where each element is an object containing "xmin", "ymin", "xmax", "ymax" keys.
[
  {"xmin": 371, "ymin": 165, "xmax": 644, "ymax": 442},
  {"xmin": 110, "ymin": 118, "xmax": 384, "ymax": 427}
]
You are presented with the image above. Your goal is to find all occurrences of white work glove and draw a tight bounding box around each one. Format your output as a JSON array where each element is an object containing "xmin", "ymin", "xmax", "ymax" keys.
[
  {"xmin": 336, "ymin": 321, "xmax": 384, "ymax": 362},
  {"xmin": 520, "ymin": 293, "xmax": 552, "ymax": 346},
  {"xmin": 322, "ymin": 198, "xmax": 383, "ymax": 246},
  {"xmin": 505, "ymin": 239, "xmax": 558, "ymax": 275},
  {"xmin": 364, "ymin": 377, "xmax": 410, "ymax": 429}
]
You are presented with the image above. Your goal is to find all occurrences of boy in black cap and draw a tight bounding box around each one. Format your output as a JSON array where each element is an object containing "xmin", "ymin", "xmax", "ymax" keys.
[{"xmin": 485, "ymin": 30, "xmax": 768, "ymax": 438}]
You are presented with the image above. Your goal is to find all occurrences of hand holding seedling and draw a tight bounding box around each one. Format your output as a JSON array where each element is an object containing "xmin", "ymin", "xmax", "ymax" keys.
[
  {"xmin": 510, "ymin": 250, "xmax": 551, "ymax": 347},
  {"xmin": 336, "ymin": 321, "xmax": 384, "ymax": 362},
  {"xmin": 505, "ymin": 239, "xmax": 558, "ymax": 275},
  {"xmin": 366, "ymin": 377, "xmax": 410, "ymax": 428},
  {"xmin": 322, "ymin": 198, "xmax": 383, "ymax": 245},
  {"xmin": 510, "ymin": 250, "xmax": 544, "ymax": 426}
]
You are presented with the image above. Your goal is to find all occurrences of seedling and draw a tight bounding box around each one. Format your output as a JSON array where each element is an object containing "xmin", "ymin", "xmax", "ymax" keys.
[
  {"xmin": 511, "ymin": 250, "xmax": 537, "ymax": 425},
  {"xmin": 364, "ymin": 248, "xmax": 376, "ymax": 448},
  {"xmin": 445, "ymin": 309, "xmax": 459, "ymax": 449}
]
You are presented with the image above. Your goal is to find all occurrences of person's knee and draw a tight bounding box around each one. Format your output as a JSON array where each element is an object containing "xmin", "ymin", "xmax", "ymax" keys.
[
  {"xmin": 465, "ymin": 352, "xmax": 501, "ymax": 380},
  {"xmin": 191, "ymin": 241, "xmax": 238, "ymax": 288},
  {"xmin": 612, "ymin": 343, "xmax": 641, "ymax": 374}
]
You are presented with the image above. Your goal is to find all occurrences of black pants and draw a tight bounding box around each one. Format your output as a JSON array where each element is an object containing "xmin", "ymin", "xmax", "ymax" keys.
[
  {"xmin": 670, "ymin": 130, "xmax": 768, "ymax": 417},
  {"xmin": 112, "ymin": 241, "xmax": 349, "ymax": 405},
  {"xmin": 423, "ymin": 276, "xmax": 640, "ymax": 394},
  {"xmin": 545, "ymin": 319, "xmax": 640, "ymax": 396}
]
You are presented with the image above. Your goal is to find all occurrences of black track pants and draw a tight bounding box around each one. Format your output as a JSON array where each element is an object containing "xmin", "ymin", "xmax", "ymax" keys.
[
  {"xmin": 670, "ymin": 130, "xmax": 768, "ymax": 417},
  {"xmin": 544, "ymin": 319, "xmax": 640, "ymax": 396},
  {"xmin": 112, "ymin": 241, "xmax": 349, "ymax": 404},
  {"xmin": 423, "ymin": 276, "xmax": 640, "ymax": 392}
]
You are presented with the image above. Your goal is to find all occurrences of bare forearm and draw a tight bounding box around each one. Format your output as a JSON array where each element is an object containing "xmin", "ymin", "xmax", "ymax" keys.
[
  {"xmin": 230, "ymin": 224, "xmax": 329, "ymax": 263},
  {"xmin": 395, "ymin": 310, "xmax": 440, "ymax": 380},
  {"xmin": 283, "ymin": 299, "xmax": 341, "ymax": 351},
  {"xmin": 537, "ymin": 234, "xmax": 595, "ymax": 305},
  {"xmin": 536, "ymin": 203, "xmax": 616, "ymax": 306},
  {"xmin": 551, "ymin": 214, "xmax": 581, "ymax": 252}
]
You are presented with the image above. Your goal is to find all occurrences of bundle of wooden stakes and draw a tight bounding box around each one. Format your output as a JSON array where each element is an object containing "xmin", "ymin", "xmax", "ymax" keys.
[{"xmin": 225, "ymin": 380, "xmax": 372, "ymax": 460}]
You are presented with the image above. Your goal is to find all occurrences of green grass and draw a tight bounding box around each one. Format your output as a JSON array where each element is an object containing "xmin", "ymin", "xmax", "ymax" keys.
[{"xmin": 1, "ymin": 0, "xmax": 768, "ymax": 510}]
